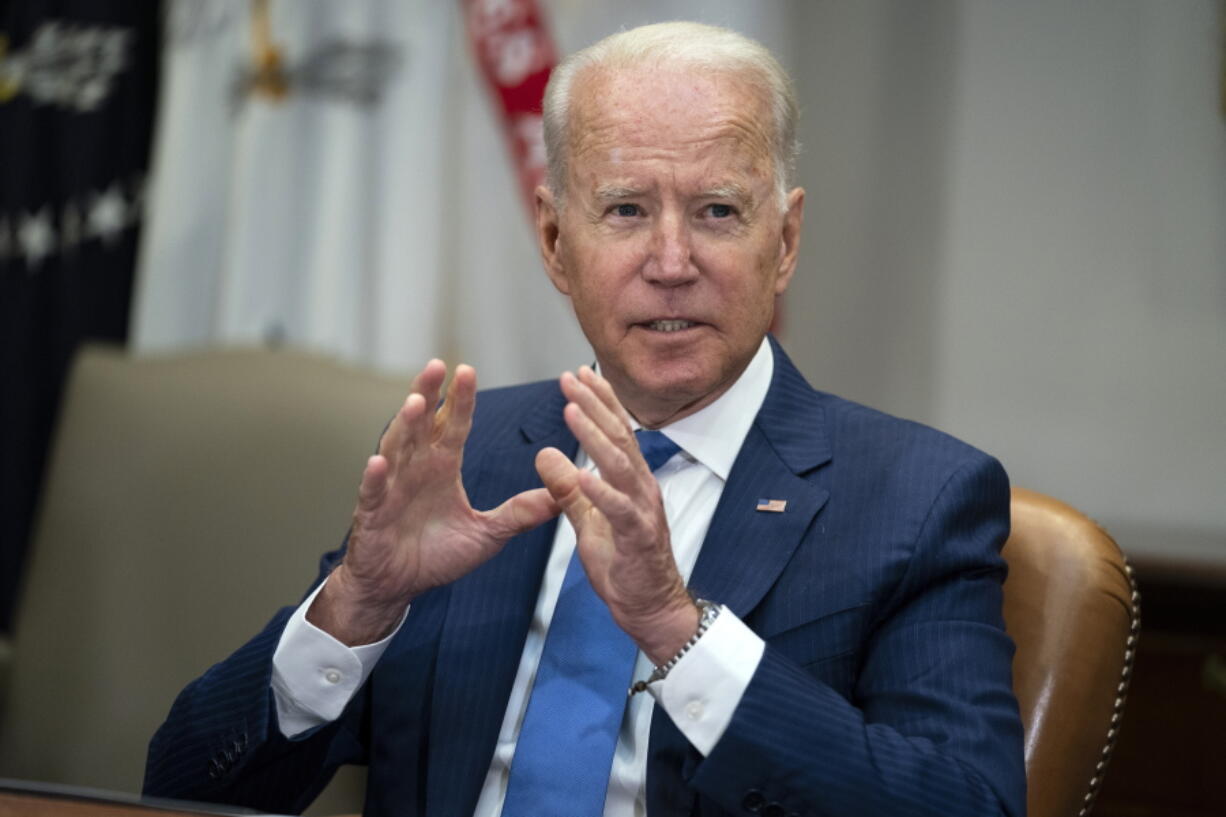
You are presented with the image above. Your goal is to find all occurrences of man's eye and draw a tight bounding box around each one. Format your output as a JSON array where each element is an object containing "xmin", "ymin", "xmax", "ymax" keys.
[
  {"xmin": 707, "ymin": 203, "xmax": 734, "ymax": 218},
  {"xmin": 614, "ymin": 203, "xmax": 639, "ymax": 217}
]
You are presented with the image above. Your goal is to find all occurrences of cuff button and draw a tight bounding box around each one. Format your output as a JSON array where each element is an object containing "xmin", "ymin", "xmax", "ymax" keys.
[{"xmin": 742, "ymin": 789, "xmax": 765, "ymax": 813}]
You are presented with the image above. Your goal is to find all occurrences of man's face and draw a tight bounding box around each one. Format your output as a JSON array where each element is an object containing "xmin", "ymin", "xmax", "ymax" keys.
[{"xmin": 536, "ymin": 65, "xmax": 804, "ymax": 427}]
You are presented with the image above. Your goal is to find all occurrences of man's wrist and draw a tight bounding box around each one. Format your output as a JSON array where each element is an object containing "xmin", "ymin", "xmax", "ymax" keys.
[
  {"xmin": 630, "ymin": 599, "xmax": 721, "ymax": 695},
  {"xmin": 627, "ymin": 591, "xmax": 703, "ymax": 666},
  {"xmin": 306, "ymin": 566, "xmax": 407, "ymax": 647}
]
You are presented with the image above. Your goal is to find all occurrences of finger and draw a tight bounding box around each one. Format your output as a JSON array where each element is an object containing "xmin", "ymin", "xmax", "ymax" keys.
[
  {"xmin": 535, "ymin": 446, "xmax": 595, "ymax": 529},
  {"xmin": 564, "ymin": 371, "xmax": 652, "ymax": 492},
  {"xmin": 408, "ymin": 357, "xmax": 444, "ymax": 397},
  {"xmin": 577, "ymin": 365, "xmax": 634, "ymax": 428},
  {"xmin": 406, "ymin": 359, "xmax": 447, "ymax": 450},
  {"xmin": 438, "ymin": 364, "xmax": 477, "ymax": 449},
  {"xmin": 576, "ymin": 467, "xmax": 653, "ymax": 547},
  {"xmin": 562, "ymin": 401, "xmax": 643, "ymax": 494},
  {"xmin": 383, "ymin": 392, "xmax": 431, "ymax": 473},
  {"xmin": 484, "ymin": 485, "xmax": 561, "ymax": 541},
  {"xmin": 376, "ymin": 393, "xmax": 413, "ymax": 462},
  {"xmin": 561, "ymin": 370, "xmax": 636, "ymax": 455},
  {"xmin": 380, "ymin": 360, "xmax": 444, "ymax": 462}
]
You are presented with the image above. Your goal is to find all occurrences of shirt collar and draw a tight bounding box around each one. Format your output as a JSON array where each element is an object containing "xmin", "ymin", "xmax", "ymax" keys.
[{"xmin": 647, "ymin": 336, "xmax": 773, "ymax": 481}]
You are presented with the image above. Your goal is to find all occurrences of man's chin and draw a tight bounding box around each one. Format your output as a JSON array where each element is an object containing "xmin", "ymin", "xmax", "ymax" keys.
[{"xmin": 618, "ymin": 365, "xmax": 727, "ymax": 425}]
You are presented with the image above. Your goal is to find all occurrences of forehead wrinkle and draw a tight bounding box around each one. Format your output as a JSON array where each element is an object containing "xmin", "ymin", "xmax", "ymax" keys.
[
  {"xmin": 705, "ymin": 110, "xmax": 772, "ymax": 162},
  {"xmin": 574, "ymin": 116, "xmax": 769, "ymax": 167},
  {"xmin": 570, "ymin": 73, "xmax": 773, "ymax": 153},
  {"xmin": 576, "ymin": 132, "xmax": 771, "ymax": 196},
  {"xmin": 565, "ymin": 69, "xmax": 780, "ymax": 211}
]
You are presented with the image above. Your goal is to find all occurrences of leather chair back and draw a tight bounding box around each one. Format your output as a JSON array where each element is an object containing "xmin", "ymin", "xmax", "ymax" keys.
[
  {"xmin": 0, "ymin": 344, "xmax": 409, "ymax": 815},
  {"xmin": 1002, "ymin": 487, "xmax": 1139, "ymax": 817}
]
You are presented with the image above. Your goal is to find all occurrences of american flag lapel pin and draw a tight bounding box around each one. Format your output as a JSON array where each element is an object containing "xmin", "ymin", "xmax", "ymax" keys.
[{"xmin": 756, "ymin": 498, "xmax": 787, "ymax": 513}]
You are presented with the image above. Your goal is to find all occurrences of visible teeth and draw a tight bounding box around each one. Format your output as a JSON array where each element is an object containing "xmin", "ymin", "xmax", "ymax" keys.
[{"xmin": 648, "ymin": 320, "xmax": 695, "ymax": 332}]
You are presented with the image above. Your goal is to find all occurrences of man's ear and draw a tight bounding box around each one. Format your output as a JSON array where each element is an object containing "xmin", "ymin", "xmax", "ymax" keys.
[
  {"xmin": 774, "ymin": 186, "xmax": 805, "ymax": 295},
  {"xmin": 535, "ymin": 185, "xmax": 571, "ymax": 295}
]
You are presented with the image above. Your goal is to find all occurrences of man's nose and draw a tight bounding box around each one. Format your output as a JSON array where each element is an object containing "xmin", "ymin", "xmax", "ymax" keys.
[{"xmin": 643, "ymin": 213, "xmax": 699, "ymax": 285}]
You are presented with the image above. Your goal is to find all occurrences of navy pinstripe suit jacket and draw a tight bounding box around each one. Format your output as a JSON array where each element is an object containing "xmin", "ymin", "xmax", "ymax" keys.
[{"xmin": 145, "ymin": 338, "xmax": 1026, "ymax": 817}]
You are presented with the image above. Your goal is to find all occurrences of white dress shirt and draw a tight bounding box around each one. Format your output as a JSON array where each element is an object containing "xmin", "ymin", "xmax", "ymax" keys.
[{"xmin": 271, "ymin": 337, "xmax": 774, "ymax": 816}]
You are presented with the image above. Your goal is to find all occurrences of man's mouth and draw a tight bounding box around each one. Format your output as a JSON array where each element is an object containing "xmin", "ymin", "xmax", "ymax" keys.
[{"xmin": 645, "ymin": 319, "xmax": 697, "ymax": 333}]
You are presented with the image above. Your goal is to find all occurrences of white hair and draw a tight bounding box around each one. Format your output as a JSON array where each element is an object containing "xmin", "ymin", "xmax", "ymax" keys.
[{"xmin": 541, "ymin": 21, "xmax": 800, "ymax": 206}]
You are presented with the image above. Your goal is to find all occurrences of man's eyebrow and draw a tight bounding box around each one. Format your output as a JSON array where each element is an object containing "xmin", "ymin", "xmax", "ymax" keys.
[
  {"xmin": 593, "ymin": 184, "xmax": 646, "ymax": 201},
  {"xmin": 590, "ymin": 182, "xmax": 758, "ymax": 205},
  {"xmin": 701, "ymin": 183, "xmax": 754, "ymax": 202}
]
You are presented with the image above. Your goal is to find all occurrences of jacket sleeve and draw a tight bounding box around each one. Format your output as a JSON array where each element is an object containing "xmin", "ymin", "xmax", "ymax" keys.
[
  {"xmin": 689, "ymin": 455, "xmax": 1026, "ymax": 817},
  {"xmin": 142, "ymin": 546, "xmax": 367, "ymax": 815}
]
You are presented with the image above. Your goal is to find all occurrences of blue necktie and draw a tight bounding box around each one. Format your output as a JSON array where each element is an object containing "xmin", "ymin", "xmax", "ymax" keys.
[{"xmin": 501, "ymin": 430, "xmax": 680, "ymax": 816}]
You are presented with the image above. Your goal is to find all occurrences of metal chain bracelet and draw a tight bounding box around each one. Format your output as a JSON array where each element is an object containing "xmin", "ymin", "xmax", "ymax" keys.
[{"xmin": 628, "ymin": 599, "xmax": 720, "ymax": 696}]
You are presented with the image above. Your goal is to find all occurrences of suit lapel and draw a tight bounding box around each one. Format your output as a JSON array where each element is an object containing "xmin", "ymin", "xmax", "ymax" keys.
[
  {"xmin": 689, "ymin": 339, "xmax": 831, "ymax": 614},
  {"xmin": 648, "ymin": 339, "xmax": 833, "ymax": 815},
  {"xmin": 425, "ymin": 385, "xmax": 578, "ymax": 816}
]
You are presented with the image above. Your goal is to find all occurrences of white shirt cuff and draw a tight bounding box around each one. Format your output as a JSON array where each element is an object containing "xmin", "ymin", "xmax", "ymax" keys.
[
  {"xmin": 270, "ymin": 578, "xmax": 407, "ymax": 737},
  {"xmin": 649, "ymin": 607, "xmax": 765, "ymax": 756}
]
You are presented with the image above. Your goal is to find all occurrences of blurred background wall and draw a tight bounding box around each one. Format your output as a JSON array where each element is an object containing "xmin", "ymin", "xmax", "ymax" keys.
[{"xmin": 790, "ymin": 1, "xmax": 1225, "ymax": 558}]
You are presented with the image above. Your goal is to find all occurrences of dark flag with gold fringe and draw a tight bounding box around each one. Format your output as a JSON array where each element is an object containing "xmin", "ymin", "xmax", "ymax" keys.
[{"xmin": 0, "ymin": 1, "xmax": 161, "ymax": 634}]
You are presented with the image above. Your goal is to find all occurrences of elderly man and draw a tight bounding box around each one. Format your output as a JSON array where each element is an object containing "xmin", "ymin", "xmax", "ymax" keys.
[{"xmin": 146, "ymin": 22, "xmax": 1024, "ymax": 817}]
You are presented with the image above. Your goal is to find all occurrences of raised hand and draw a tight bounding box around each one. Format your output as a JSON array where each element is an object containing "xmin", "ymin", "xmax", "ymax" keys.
[
  {"xmin": 535, "ymin": 366, "xmax": 699, "ymax": 665},
  {"xmin": 309, "ymin": 360, "xmax": 561, "ymax": 645}
]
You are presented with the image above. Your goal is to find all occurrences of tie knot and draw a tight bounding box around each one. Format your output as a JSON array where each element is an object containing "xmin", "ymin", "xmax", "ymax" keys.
[{"xmin": 635, "ymin": 429, "xmax": 681, "ymax": 472}]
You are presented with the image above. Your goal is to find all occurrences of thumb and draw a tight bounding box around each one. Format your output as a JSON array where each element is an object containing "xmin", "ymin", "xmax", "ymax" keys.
[
  {"xmin": 534, "ymin": 446, "xmax": 592, "ymax": 528},
  {"xmin": 356, "ymin": 455, "xmax": 390, "ymax": 514},
  {"xmin": 485, "ymin": 486, "xmax": 561, "ymax": 541}
]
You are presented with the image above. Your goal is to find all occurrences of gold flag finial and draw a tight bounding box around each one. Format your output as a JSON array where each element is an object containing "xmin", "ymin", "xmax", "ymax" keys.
[
  {"xmin": 250, "ymin": 0, "xmax": 288, "ymax": 101},
  {"xmin": 1220, "ymin": 3, "xmax": 1225, "ymax": 119},
  {"xmin": 0, "ymin": 35, "xmax": 20, "ymax": 103}
]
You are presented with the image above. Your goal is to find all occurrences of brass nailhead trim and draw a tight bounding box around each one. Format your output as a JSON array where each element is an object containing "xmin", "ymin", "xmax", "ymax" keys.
[{"xmin": 1078, "ymin": 552, "xmax": 1140, "ymax": 816}]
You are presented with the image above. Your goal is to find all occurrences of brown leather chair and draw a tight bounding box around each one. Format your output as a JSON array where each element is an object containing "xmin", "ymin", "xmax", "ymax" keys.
[{"xmin": 1002, "ymin": 487, "xmax": 1140, "ymax": 817}]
